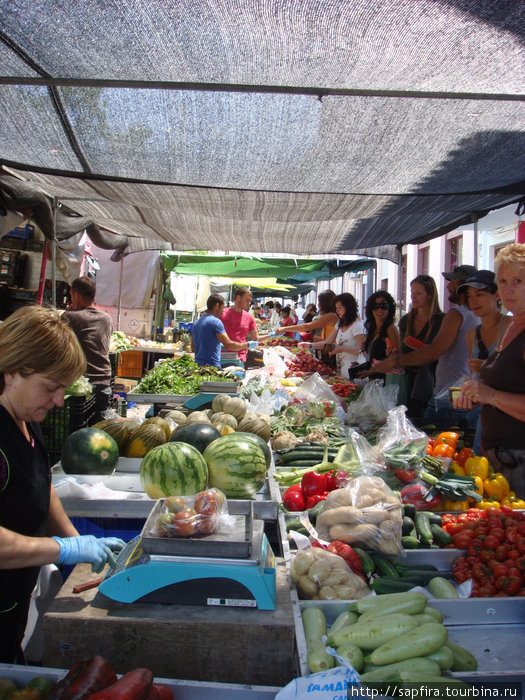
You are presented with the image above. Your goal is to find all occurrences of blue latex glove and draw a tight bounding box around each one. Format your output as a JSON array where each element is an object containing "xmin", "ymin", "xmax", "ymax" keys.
[
  {"xmin": 53, "ymin": 535, "xmax": 126, "ymax": 573},
  {"xmin": 248, "ymin": 340, "xmax": 259, "ymax": 350}
]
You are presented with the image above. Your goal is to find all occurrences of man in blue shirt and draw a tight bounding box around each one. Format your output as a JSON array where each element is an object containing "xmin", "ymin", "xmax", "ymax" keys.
[{"xmin": 192, "ymin": 294, "xmax": 254, "ymax": 367}]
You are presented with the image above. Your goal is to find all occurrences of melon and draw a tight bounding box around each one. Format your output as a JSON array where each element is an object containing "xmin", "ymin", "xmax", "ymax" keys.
[
  {"xmin": 169, "ymin": 422, "xmax": 221, "ymax": 453},
  {"xmin": 61, "ymin": 427, "xmax": 119, "ymax": 475},
  {"xmin": 93, "ymin": 418, "xmax": 132, "ymax": 453},
  {"xmin": 124, "ymin": 423, "xmax": 167, "ymax": 458},
  {"xmin": 142, "ymin": 416, "xmax": 173, "ymax": 440},
  {"xmin": 185, "ymin": 410, "xmax": 212, "ymax": 425},
  {"xmin": 203, "ymin": 435, "xmax": 267, "ymax": 499},
  {"xmin": 164, "ymin": 409, "xmax": 187, "ymax": 426},
  {"xmin": 236, "ymin": 415, "xmax": 271, "ymax": 442},
  {"xmin": 211, "ymin": 394, "xmax": 247, "ymax": 420},
  {"xmin": 140, "ymin": 442, "xmax": 209, "ymax": 498},
  {"xmin": 210, "ymin": 412, "xmax": 238, "ymax": 430}
]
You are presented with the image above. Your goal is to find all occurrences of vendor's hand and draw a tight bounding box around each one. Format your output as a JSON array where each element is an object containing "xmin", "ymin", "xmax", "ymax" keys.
[
  {"xmin": 53, "ymin": 535, "xmax": 126, "ymax": 573},
  {"xmin": 468, "ymin": 358, "xmax": 484, "ymax": 374},
  {"xmin": 454, "ymin": 379, "xmax": 494, "ymax": 409}
]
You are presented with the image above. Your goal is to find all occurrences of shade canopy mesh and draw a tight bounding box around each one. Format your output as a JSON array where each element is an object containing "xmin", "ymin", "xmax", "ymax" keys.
[{"xmin": 0, "ymin": 0, "xmax": 524, "ymax": 261}]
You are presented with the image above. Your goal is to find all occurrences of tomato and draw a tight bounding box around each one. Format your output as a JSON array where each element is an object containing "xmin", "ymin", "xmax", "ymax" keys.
[
  {"xmin": 490, "ymin": 527, "xmax": 505, "ymax": 542},
  {"xmin": 494, "ymin": 544, "xmax": 509, "ymax": 561},
  {"xmin": 495, "ymin": 573, "xmax": 523, "ymax": 595},
  {"xmin": 479, "ymin": 550, "xmax": 493, "ymax": 564},
  {"xmin": 493, "ymin": 564, "xmax": 508, "ymax": 578},
  {"xmin": 479, "ymin": 583, "xmax": 497, "ymax": 597},
  {"xmin": 484, "ymin": 535, "xmax": 500, "ymax": 550},
  {"xmin": 452, "ymin": 534, "xmax": 473, "ymax": 549},
  {"xmin": 172, "ymin": 508, "xmax": 197, "ymax": 536}
]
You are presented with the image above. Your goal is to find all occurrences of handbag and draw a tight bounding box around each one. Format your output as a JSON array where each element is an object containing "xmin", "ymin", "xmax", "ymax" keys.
[{"xmin": 348, "ymin": 361, "xmax": 371, "ymax": 380}]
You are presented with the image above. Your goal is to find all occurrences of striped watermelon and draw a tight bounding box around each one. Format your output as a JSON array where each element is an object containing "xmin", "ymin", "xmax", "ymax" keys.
[
  {"xmin": 202, "ymin": 435, "xmax": 267, "ymax": 499},
  {"xmin": 140, "ymin": 442, "xmax": 208, "ymax": 499}
]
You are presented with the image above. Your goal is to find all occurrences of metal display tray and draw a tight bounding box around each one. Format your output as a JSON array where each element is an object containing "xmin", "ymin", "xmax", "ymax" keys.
[
  {"xmin": 295, "ymin": 598, "xmax": 525, "ymax": 678},
  {"xmin": 127, "ymin": 392, "xmax": 192, "ymax": 403},
  {"xmin": 141, "ymin": 499, "xmax": 255, "ymax": 558},
  {"xmin": 0, "ymin": 664, "xmax": 279, "ymax": 699}
]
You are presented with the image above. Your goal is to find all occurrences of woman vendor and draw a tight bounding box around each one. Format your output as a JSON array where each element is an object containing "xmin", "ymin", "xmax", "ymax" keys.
[
  {"xmin": 0, "ymin": 305, "xmax": 125, "ymax": 663},
  {"xmin": 454, "ymin": 244, "xmax": 525, "ymax": 496}
]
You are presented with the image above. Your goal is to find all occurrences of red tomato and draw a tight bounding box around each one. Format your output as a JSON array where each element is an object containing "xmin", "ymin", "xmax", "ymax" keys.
[{"xmin": 484, "ymin": 535, "xmax": 500, "ymax": 550}]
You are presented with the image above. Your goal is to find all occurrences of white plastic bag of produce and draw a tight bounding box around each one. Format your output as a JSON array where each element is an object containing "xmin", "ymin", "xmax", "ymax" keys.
[
  {"xmin": 289, "ymin": 547, "xmax": 370, "ymax": 600},
  {"xmin": 275, "ymin": 653, "xmax": 360, "ymax": 699},
  {"xmin": 346, "ymin": 379, "xmax": 398, "ymax": 430},
  {"xmin": 315, "ymin": 475, "xmax": 403, "ymax": 555},
  {"xmin": 377, "ymin": 405, "xmax": 429, "ymax": 475}
]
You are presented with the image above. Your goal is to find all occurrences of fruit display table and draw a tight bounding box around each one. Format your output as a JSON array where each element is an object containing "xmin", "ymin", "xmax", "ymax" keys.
[{"xmin": 41, "ymin": 562, "xmax": 296, "ymax": 687}]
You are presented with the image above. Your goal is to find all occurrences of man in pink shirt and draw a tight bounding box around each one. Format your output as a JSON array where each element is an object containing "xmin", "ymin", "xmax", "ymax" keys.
[{"xmin": 221, "ymin": 287, "xmax": 258, "ymax": 363}]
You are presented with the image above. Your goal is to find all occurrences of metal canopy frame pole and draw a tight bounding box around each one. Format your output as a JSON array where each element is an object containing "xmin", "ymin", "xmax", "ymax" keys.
[
  {"xmin": 51, "ymin": 196, "xmax": 57, "ymax": 308},
  {"xmin": 116, "ymin": 255, "xmax": 124, "ymax": 331}
]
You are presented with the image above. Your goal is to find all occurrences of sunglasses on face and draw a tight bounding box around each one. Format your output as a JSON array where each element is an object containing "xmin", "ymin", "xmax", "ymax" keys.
[{"xmin": 373, "ymin": 302, "xmax": 389, "ymax": 310}]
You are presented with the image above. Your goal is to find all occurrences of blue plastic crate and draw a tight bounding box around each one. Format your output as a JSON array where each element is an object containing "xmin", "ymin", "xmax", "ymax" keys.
[{"xmin": 71, "ymin": 517, "xmax": 144, "ymax": 542}]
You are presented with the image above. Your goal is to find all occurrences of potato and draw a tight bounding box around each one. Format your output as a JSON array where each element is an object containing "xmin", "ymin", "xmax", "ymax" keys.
[
  {"xmin": 290, "ymin": 550, "xmax": 316, "ymax": 579},
  {"xmin": 324, "ymin": 570, "xmax": 351, "ymax": 587},
  {"xmin": 317, "ymin": 506, "xmax": 361, "ymax": 527},
  {"xmin": 328, "ymin": 523, "xmax": 377, "ymax": 544},
  {"xmin": 324, "ymin": 489, "xmax": 353, "ymax": 507},
  {"xmin": 308, "ymin": 559, "xmax": 332, "ymax": 584},
  {"xmin": 319, "ymin": 586, "xmax": 338, "ymax": 600},
  {"xmin": 297, "ymin": 574, "xmax": 319, "ymax": 599},
  {"xmin": 359, "ymin": 507, "xmax": 385, "ymax": 524}
]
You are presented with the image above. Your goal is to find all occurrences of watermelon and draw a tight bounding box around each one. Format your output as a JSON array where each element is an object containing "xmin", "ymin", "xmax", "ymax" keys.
[
  {"xmin": 140, "ymin": 442, "xmax": 209, "ymax": 498},
  {"xmin": 233, "ymin": 432, "xmax": 272, "ymax": 468},
  {"xmin": 61, "ymin": 427, "xmax": 119, "ymax": 475},
  {"xmin": 203, "ymin": 435, "xmax": 267, "ymax": 499},
  {"xmin": 169, "ymin": 422, "xmax": 221, "ymax": 453}
]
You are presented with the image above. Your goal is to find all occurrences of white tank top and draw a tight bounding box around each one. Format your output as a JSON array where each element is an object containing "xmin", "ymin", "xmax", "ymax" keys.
[{"xmin": 434, "ymin": 305, "xmax": 479, "ymax": 397}]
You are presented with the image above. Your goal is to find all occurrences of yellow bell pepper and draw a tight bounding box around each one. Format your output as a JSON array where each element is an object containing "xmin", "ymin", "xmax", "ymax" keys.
[
  {"xmin": 478, "ymin": 499, "xmax": 501, "ymax": 510},
  {"xmin": 483, "ymin": 473, "xmax": 510, "ymax": 499},
  {"xmin": 449, "ymin": 461, "xmax": 466, "ymax": 476},
  {"xmin": 470, "ymin": 475, "xmax": 484, "ymax": 499},
  {"xmin": 465, "ymin": 456, "xmax": 489, "ymax": 480},
  {"xmin": 442, "ymin": 498, "xmax": 468, "ymax": 511},
  {"xmin": 501, "ymin": 496, "xmax": 525, "ymax": 510}
]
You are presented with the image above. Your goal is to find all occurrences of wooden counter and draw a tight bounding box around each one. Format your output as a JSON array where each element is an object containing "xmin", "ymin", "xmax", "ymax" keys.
[{"xmin": 42, "ymin": 560, "xmax": 296, "ymax": 687}]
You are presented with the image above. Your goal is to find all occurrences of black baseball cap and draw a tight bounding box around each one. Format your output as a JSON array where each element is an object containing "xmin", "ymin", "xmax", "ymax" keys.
[
  {"xmin": 457, "ymin": 270, "xmax": 497, "ymax": 295},
  {"xmin": 442, "ymin": 264, "xmax": 477, "ymax": 281}
]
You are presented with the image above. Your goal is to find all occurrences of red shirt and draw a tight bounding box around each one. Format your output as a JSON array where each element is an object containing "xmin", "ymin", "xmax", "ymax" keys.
[
  {"xmin": 221, "ymin": 307, "xmax": 257, "ymax": 361},
  {"xmin": 281, "ymin": 316, "xmax": 295, "ymax": 337}
]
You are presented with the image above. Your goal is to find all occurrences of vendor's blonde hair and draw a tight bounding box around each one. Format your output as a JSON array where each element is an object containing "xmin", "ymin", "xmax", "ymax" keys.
[
  {"xmin": 494, "ymin": 243, "xmax": 525, "ymax": 272},
  {"xmin": 0, "ymin": 305, "xmax": 86, "ymax": 393}
]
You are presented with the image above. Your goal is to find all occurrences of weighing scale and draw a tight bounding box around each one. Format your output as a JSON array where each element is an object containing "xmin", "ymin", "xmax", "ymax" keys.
[
  {"xmin": 182, "ymin": 380, "xmax": 241, "ymax": 411},
  {"xmin": 98, "ymin": 501, "xmax": 277, "ymax": 610}
]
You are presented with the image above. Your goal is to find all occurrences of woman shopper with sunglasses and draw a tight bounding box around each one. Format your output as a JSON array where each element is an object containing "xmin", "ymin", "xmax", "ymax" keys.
[
  {"xmin": 356, "ymin": 292, "xmax": 400, "ymax": 380},
  {"xmin": 454, "ymin": 244, "xmax": 525, "ymax": 496}
]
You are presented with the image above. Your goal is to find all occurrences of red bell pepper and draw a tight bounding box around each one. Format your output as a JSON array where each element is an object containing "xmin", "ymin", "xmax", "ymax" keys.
[
  {"xmin": 282, "ymin": 485, "xmax": 306, "ymax": 511},
  {"xmin": 326, "ymin": 541, "xmax": 363, "ymax": 576},
  {"xmin": 393, "ymin": 467, "xmax": 417, "ymax": 483},
  {"xmin": 400, "ymin": 483, "xmax": 441, "ymax": 511},
  {"xmin": 306, "ymin": 493, "xmax": 327, "ymax": 509},
  {"xmin": 301, "ymin": 471, "xmax": 328, "ymax": 497},
  {"xmin": 325, "ymin": 469, "xmax": 350, "ymax": 491}
]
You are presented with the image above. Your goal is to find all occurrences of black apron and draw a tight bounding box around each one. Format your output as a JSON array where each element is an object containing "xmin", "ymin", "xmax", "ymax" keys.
[{"xmin": 0, "ymin": 406, "xmax": 50, "ymax": 663}]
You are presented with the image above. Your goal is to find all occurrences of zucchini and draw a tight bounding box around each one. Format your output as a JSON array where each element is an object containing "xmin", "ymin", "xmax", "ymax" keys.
[
  {"xmin": 420, "ymin": 511, "xmax": 443, "ymax": 526},
  {"xmin": 402, "ymin": 516, "xmax": 416, "ymax": 536},
  {"xmin": 360, "ymin": 657, "xmax": 442, "ymax": 683},
  {"xmin": 370, "ymin": 577, "xmax": 415, "ymax": 594},
  {"xmin": 371, "ymin": 554, "xmax": 399, "ymax": 578},
  {"xmin": 350, "ymin": 590, "xmax": 427, "ymax": 617},
  {"xmin": 430, "ymin": 523, "xmax": 452, "ymax": 546},
  {"xmin": 399, "ymin": 569, "xmax": 453, "ymax": 585},
  {"xmin": 368, "ymin": 622, "xmax": 448, "ymax": 666},
  {"xmin": 401, "ymin": 535, "xmax": 420, "ymax": 549},
  {"xmin": 423, "ymin": 606, "xmax": 444, "ymax": 623},
  {"xmin": 394, "ymin": 562, "xmax": 439, "ymax": 574},
  {"xmin": 426, "ymin": 644, "xmax": 454, "ymax": 671},
  {"xmin": 391, "ymin": 672, "xmax": 472, "ymax": 693},
  {"xmin": 336, "ymin": 644, "xmax": 364, "ymax": 673},
  {"xmin": 415, "ymin": 512, "xmax": 433, "ymax": 546},
  {"xmin": 328, "ymin": 611, "xmax": 358, "ymax": 636},
  {"xmin": 353, "ymin": 547, "xmax": 375, "ymax": 576},
  {"xmin": 403, "ymin": 503, "xmax": 417, "ymax": 520},
  {"xmin": 302, "ymin": 607, "xmax": 327, "ymax": 642},
  {"xmin": 411, "ymin": 613, "xmax": 439, "ymax": 626},
  {"xmin": 276, "ymin": 460, "xmax": 322, "ymax": 468},
  {"xmin": 427, "ymin": 576, "xmax": 459, "ymax": 599},
  {"xmin": 279, "ymin": 450, "xmax": 333, "ymax": 464},
  {"xmin": 327, "ymin": 613, "xmax": 419, "ymax": 651},
  {"xmin": 307, "ymin": 639, "xmax": 335, "ymax": 673},
  {"xmin": 445, "ymin": 640, "xmax": 478, "ymax": 671}
]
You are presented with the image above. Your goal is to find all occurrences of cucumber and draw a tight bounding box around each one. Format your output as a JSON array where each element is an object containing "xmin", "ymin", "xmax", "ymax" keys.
[
  {"xmin": 353, "ymin": 547, "xmax": 375, "ymax": 576},
  {"xmin": 279, "ymin": 450, "xmax": 332, "ymax": 464},
  {"xmin": 328, "ymin": 611, "xmax": 358, "ymax": 636},
  {"xmin": 327, "ymin": 613, "xmax": 419, "ymax": 651},
  {"xmin": 401, "ymin": 535, "xmax": 420, "ymax": 549},
  {"xmin": 350, "ymin": 590, "xmax": 427, "ymax": 617},
  {"xmin": 420, "ymin": 511, "xmax": 443, "ymax": 526},
  {"xmin": 403, "ymin": 503, "xmax": 417, "ymax": 520},
  {"xmin": 415, "ymin": 512, "xmax": 433, "ymax": 546},
  {"xmin": 423, "ymin": 606, "xmax": 444, "ymax": 623},
  {"xmin": 394, "ymin": 562, "xmax": 439, "ymax": 574},
  {"xmin": 368, "ymin": 623, "xmax": 448, "ymax": 666},
  {"xmin": 307, "ymin": 639, "xmax": 335, "ymax": 673},
  {"xmin": 360, "ymin": 657, "xmax": 442, "ymax": 683},
  {"xmin": 371, "ymin": 577, "xmax": 415, "ymax": 594},
  {"xmin": 430, "ymin": 523, "xmax": 452, "ymax": 546},
  {"xmin": 426, "ymin": 644, "xmax": 454, "ymax": 671},
  {"xmin": 276, "ymin": 460, "xmax": 322, "ymax": 468},
  {"xmin": 445, "ymin": 641, "xmax": 478, "ymax": 671},
  {"xmin": 302, "ymin": 607, "xmax": 327, "ymax": 642},
  {"xmin": 336, "ymin": 644, "xmax": 364, "ymax": 673},
  {"xmin": 402, "ymin": 516, "xmax": 416, "ymax": 536},
  {"xmin": 372, "ymin": 554, "xmax": 399, "ymax": 578},
  {"xmin": 399, "ymin": 570, "xmax": 453, "ymax": 585},
  {"xmin": 428, "ymin": 576, "xmax": 459, "ymax": 599}
]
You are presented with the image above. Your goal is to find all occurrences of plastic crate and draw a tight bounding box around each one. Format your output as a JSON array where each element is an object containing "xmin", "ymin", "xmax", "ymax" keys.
[
  {"xmin": 40, "ymin": 394, "xmax": 95, "ymax": 465},
  {"xmin": 117, "ymin": 350, "xmax": 143, "ymax": 377},
  {"xmin": 71, "ymin": 517, "xmax": 144, "ymax": 541}
]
